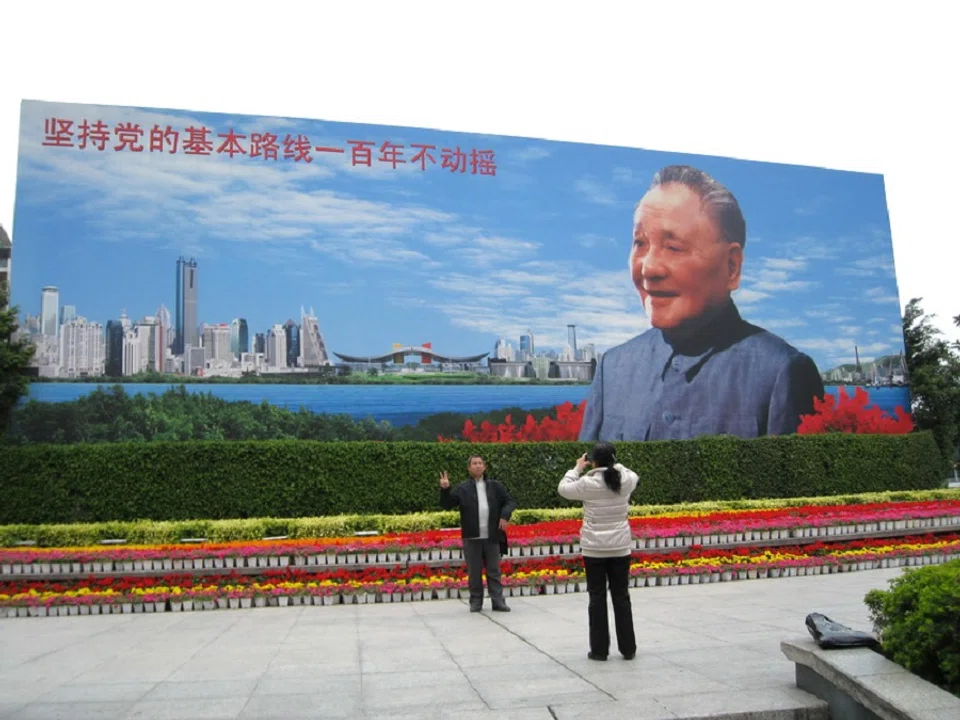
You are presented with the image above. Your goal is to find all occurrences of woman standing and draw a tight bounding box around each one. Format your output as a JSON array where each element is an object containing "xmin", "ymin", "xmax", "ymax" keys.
[{"xmin": 558, "ymin": 442, "xmax": 639, "ymax": 661}]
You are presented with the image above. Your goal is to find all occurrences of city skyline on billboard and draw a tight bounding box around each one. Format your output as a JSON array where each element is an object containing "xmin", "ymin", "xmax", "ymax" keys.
[{"xmin": 9, "ymin": 99, "xmax": 904, "ymax": 375}]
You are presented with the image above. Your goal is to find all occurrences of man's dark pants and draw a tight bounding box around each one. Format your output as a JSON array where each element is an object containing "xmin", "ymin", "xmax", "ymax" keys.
[
  {"xmin": 584, "ymin": 555, "xmax": 636, "ymax": 657},
  {"xmin": 462, "ymin": 538, "xmax": 504, "ymax": 607}
]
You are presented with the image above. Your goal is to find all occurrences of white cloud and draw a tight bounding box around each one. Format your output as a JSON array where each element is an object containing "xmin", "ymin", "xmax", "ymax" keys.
[
  {"xmin": 511, "ymin": 146, "xmax": 551, "ymax": 162},
  {"xmin": 612, "ymin": 167, "xmax": 634, "ymax": 183},
  {"xmin": 578, "ymin": 233, "xmax": 619, "ymax": 248},
  {"xmin": 733, "ymin": 288, "xmax": 771, "ymax": 303},
  {"xmin": 865, "ymin": 286, "xmax": 900, "ymax": 304},
  {"xmin": 492, "ymin": 269, "xmax": 557, "ymax": 285},
  {"xmin": 575, "ymin": 177, "xmax": 618, "ymax": 205},
  {"xmin": 756, "ymin": 318, "xmax": 809, "ymax": 329},
  {"xmin": 762, "ymin": 258, "xmax": 808, "ymax": 271}
]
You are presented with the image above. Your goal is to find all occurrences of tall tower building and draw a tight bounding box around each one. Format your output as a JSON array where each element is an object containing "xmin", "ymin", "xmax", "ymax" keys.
[
  {"xmin": 60, "ymin": 305, "xmax": 77, "ymax": 325},
  {"xmin": 283, "ymin": 320, "xmax": 300, "ymax": 368},
  {"xmin": 105, "ymin": 319, "xmax": 125, "ymax": 377},
  {"xmin": 566, "ymin": 324, "xmax": 578, "ymax": 356},
  {"xmin": 299, "ymin": 307, "xmax": 331, "ymax": 367},
  {"xmin": 0, "ymin": 225, "xmax": 11, "ymax": 296},
  {"xmin": 519, "ymin": 329, "xmax": 535, "ymax": 359},
  {"xmin": 174, "ymin": 257, "xmax": 199, "ymax": 355},
  {"xmin": 230, "ymin": 318, "xmax": 249, "ymax": 359},
  {"xmin": 41, "ymin": 286, "xmax": 59, "ymax": 337},
  {"xmin": 267, "ymin": 325, "xmax": 288, "ymax": 368},
  {"xmin": 156, "ymin": 304, "xmax": 172, "ymax": 355}
]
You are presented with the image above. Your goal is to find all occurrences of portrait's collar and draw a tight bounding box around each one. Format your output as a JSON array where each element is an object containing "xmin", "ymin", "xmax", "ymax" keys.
[{"xmin": 661, "ymin": 299, "xmax": 742, "ymax": 356}]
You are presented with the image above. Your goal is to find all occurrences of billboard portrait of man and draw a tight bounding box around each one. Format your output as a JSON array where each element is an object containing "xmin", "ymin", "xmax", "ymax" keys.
[{"xmin": 579, "ymin": 165, "xmax": 825, "ymax": 443}]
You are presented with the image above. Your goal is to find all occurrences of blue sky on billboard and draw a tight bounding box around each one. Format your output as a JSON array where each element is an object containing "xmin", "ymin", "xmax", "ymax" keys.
[{"xmin": 11, "ymin": 100, "xmax": 904, "ymax": 371}]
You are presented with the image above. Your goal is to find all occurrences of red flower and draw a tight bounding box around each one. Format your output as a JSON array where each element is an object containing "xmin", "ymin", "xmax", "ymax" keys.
[
  {"xmin": 439, "ymin": 401, "xmax": 586, "ymax": 443},
  {"xmin": 798, "ymin": 387, "xmax": 913, "ymax": 435}
]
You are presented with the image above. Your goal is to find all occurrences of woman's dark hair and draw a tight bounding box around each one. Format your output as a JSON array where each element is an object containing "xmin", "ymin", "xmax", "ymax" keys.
[{"xmin": 589, "ymin": 442, "xmax": 622, "ymax": 494}]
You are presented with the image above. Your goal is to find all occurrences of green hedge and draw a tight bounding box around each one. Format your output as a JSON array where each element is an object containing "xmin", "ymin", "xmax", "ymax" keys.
[
  {"xmin": 0, "ymin": 489, "xmax": 957, "ymax": 547},
  {"xmin": 0, "ymin": 432, "xmax": 945, "ymax": 525},
  {"xmin": 865, "ymin": 559, "xmax": 960, "ymax": 697}
]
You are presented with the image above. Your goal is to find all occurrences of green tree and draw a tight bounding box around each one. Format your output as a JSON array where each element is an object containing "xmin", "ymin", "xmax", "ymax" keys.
[
  {"xmin": 0, "ymin": 286, "xmax": 35, "ymax": 437},
  {"xmin": 902, "ymin": 298, "xmax": 960, "ymax": 473}
]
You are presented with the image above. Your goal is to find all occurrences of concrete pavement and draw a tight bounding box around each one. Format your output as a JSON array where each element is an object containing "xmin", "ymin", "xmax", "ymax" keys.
[{"xmin": 0, "ymin": 568, "xmax": 905, "ymax": 719}]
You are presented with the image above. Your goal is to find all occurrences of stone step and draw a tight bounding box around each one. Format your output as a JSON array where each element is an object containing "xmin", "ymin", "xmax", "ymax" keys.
[{"xmin": 547, "ymin": 686, "xmax": 828, "ymax": 719}]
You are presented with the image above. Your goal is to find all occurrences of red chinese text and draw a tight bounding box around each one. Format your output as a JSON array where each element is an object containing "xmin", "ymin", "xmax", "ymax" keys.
[{"xmin": 39, "ymin": 119, "xmax": 498, "ymax": 176}]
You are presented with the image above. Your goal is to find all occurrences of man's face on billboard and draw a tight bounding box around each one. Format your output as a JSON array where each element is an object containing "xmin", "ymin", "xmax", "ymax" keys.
[{"xmin": 630, "ymin": 183, "xmax": 743, "ymax": 332}]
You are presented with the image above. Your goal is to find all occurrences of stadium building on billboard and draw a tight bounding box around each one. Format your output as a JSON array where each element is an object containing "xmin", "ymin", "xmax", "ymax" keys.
[{"xmin": 333, "ymin": 342, "xmax": 489, "ymax": 373}]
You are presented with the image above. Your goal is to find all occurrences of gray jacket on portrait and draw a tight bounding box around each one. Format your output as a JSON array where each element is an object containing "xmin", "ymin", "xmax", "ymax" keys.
[{"xmin": 578, "ymin": 301, "xmax": 824, "ymax": 442}]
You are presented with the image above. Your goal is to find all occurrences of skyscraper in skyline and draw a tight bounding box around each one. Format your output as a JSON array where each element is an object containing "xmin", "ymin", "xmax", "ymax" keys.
[
  {"xmin": 40, "ymin": 286, "xmax": 58, "ymax": 337},
  {"xmin": 230, "ymin": 318, "xmax": 249, "ymax": 359},
  {"xmin": 174, "ymin": 257, "xmax": 199, "ymax": 355},
  {"xmin": 0, "ymin": 225, "xmax": 11, "ymax": 296},
  {"xmin": 104, "ymin": 319, "xmax": 124, "ymax": 377},
  {"xmin": 300, "ymin": 307, "xmax": 331, "ymax": 367},
  {"xmin": 283, "ymin": 319, "xmax": 300, "ymax": 368}
]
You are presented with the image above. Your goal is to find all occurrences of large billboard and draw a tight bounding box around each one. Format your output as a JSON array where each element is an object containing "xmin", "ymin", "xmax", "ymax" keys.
[{"xmin": 6, "ymin": 99, "xmax": 909, "ymax": 444}]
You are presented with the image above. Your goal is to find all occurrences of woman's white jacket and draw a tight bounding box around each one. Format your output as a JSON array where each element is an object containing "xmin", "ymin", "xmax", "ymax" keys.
[{"xmin": 558, "ymin": 464, "xmax": 639, "ymax": 558}]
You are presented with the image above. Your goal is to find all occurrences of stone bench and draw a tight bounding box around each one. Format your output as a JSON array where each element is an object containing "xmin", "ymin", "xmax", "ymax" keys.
[{"xmin": 781, "ymin": 638, "xmax": 960, "ymax": 720}]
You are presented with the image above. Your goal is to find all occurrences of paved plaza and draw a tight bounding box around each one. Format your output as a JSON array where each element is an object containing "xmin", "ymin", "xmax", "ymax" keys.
[{"xmin": 0, "ymin": 568, "xmax": 905, "ymax": 719}]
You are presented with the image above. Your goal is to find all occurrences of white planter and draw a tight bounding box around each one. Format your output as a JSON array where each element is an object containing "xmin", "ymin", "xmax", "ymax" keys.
[
  {"xmin": 79, "ymin": 605, "xmax": 90, "ymax": 615},
  {"xmin": 565, "ymin": 582, "xmax": 577, "ymax": 594},
  {"xmin": 679, "ymin": 575, "xmax": 689, "ymax": 585},
  {"xmin": 277, "ymin": 597, "xmax": 289, "ymax": 607},
  {"xmin": 170, "ymin": 602, "xmax": 182, "ymax": 612}
]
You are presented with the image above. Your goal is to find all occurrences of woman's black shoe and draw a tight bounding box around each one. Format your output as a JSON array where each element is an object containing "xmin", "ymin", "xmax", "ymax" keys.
[
  {"xmin": 621, "ymin": 652, "xmax": 636, "ymax": 660},
  {"xmin": 587, "ymin": 652, "xmax": 608, "ymax": 661}
]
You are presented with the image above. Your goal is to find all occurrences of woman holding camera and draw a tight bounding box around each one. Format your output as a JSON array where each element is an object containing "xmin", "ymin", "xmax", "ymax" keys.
[{"xmin": 558, "ymin": 441, "xmax": 639, "ymax": 661}]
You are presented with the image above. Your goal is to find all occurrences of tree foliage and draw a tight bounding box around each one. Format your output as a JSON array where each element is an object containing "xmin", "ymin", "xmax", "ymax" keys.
[
  {"xmin": 901, "ymin": 298, "xmax": 960, "ymax": 473},
  {"xmin": 0, "ymin": 286, "xmax": 35, "ymax": 436}
]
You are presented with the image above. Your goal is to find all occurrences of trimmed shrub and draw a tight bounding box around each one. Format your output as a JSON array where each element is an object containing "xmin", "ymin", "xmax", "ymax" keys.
[
  {"xmin": 0, "ymin": 432, "xmax": 944, "ymax": 525},
  {"xmin": 865, "ymin": 559, "xmax": 960, "ymax": 697}
]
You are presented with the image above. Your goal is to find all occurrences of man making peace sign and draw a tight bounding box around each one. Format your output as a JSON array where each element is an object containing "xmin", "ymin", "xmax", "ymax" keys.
[{"xmin": 440, "ymin": 455, "xmax": 517, "ymax": 612}]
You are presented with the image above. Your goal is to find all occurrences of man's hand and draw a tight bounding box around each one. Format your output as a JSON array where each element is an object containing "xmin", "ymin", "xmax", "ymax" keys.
[
  {"xmin": 575, "ymin": 453, "xmax": 590, "ymax": 472},
  {"xmin": 439, "ymin": 471, "xmax": 450, "ymax": 489},
  {"xmin": 499, "ymin": 518, "xmax": 510, "ymax": 531}
]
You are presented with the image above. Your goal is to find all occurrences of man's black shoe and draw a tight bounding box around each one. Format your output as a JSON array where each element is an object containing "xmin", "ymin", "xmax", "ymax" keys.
[
  {"xmin": 469, "ymin": 604, "xmax": 482, "ymax": 612},
  {"xmin": 492, "ymin": 603, "xmax": 511, "ymax": 612},
  {"xmin": 621, "ymin": 652, "xmax": 636, "ymax": 660},
  {"xmin": 587, "ymin": 652, "xmax": 608, "ymax": 661}
]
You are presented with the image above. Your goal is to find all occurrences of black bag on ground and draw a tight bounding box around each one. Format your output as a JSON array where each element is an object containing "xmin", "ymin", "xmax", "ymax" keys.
[{"xmin": 805, "ymin": 612, "xmax": 879, "ymax": 649}]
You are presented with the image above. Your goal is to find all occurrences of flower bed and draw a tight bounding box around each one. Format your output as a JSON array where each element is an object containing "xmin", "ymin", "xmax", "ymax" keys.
[
  {"xmin": 3, "ymin": 534, "xmax": 959, "ymax": 617},
  {"xmin": 2, "ymin": 499, "xmax": 958, "ymax": 576}
]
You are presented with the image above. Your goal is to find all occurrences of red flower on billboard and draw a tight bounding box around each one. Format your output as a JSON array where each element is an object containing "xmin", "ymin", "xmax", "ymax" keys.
[
  {"xmin": 438, "ymin": 401, "xmax": 585, "ymax": 443},
  {"xmin": 797, "ymin": 387, "xmax": 914, "ymax": 435}
]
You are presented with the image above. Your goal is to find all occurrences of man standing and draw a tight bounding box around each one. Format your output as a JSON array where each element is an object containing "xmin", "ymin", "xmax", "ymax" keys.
[
  {"xmin": 440, "ymin": 455, "xmax": 517, "ymax": 612},
  {"xmin": 579, "ymin": 164, "xmax": 824, "ymax": 443}
]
